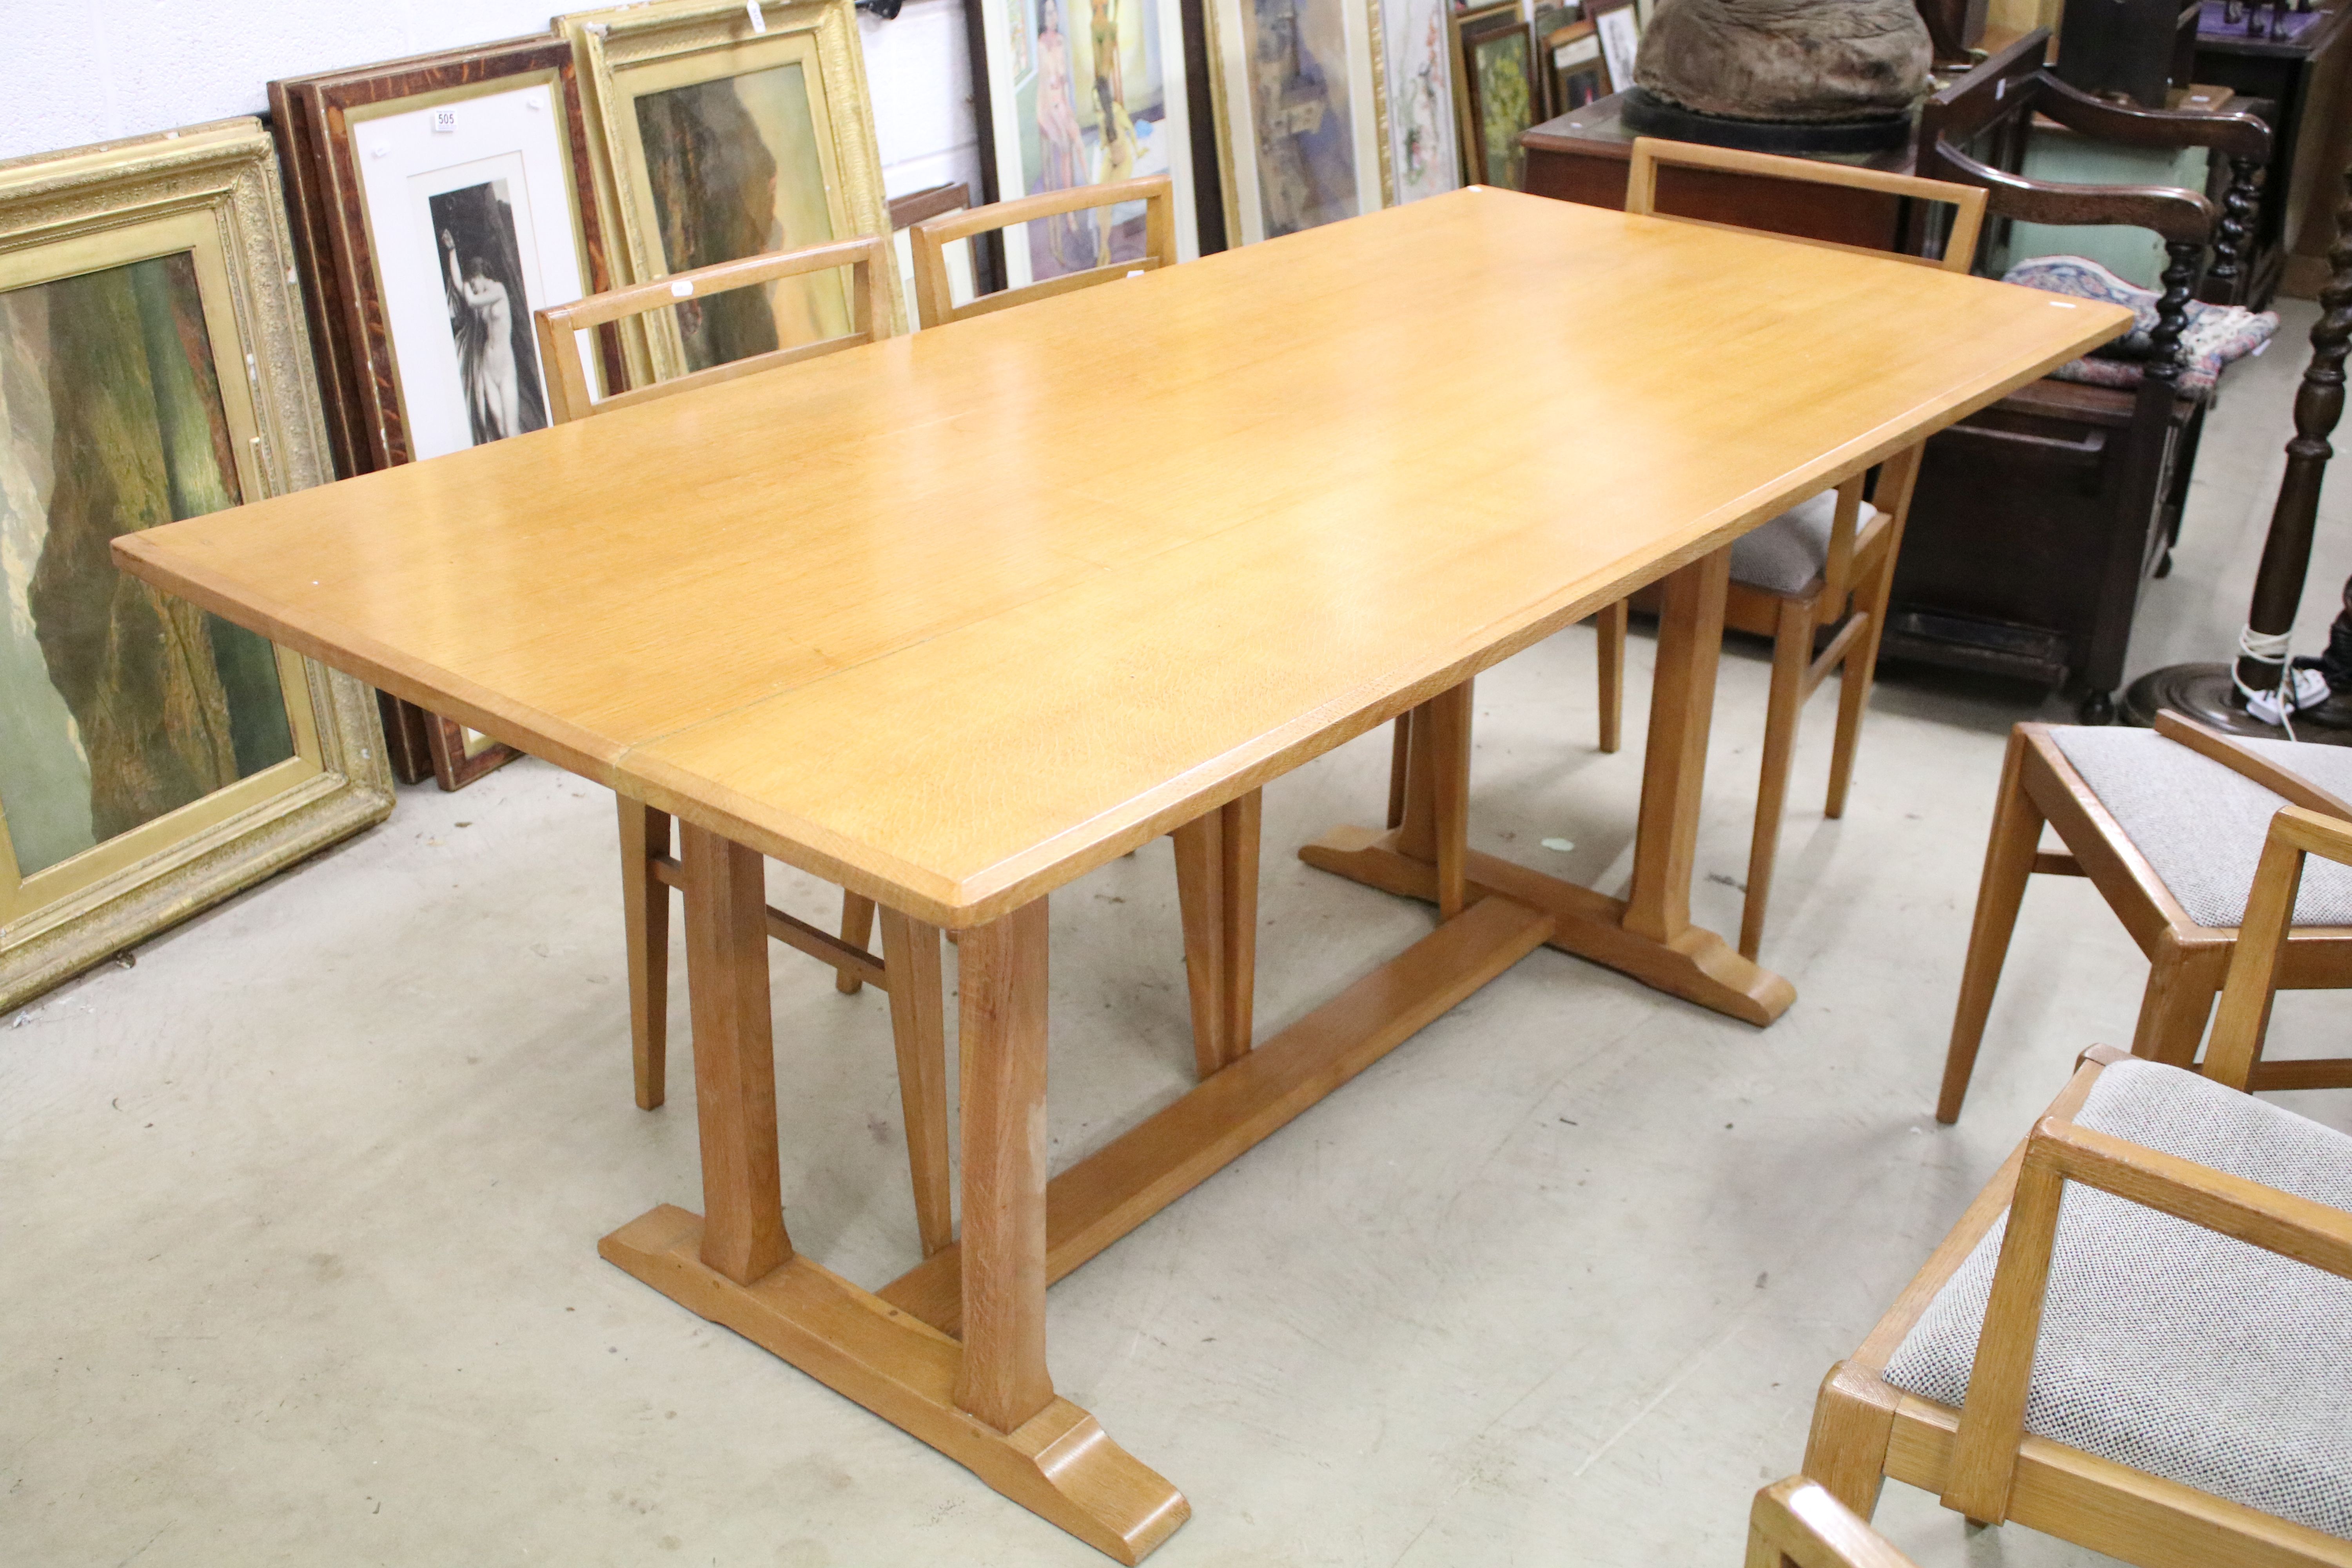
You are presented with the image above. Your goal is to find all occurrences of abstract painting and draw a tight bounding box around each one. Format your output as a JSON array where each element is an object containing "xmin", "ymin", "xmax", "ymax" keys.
[
  {"xmin": 428, "ymin": 180, "xmax": 551, "ymax": 444},
  {"xmin": 1381, "ymin": 0, "xmax": 1459, "ymax": 203},
  {"xmin": 0, "ymin": 254, "xmax": 294, "ymax": 881}
]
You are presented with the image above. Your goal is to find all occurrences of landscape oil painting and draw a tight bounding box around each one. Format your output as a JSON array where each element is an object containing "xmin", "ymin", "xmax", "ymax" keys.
[
  {"xmin": 633, "ymin": 60, "xmax": 850, "ymax": 371},
  {"xmin": 0, "ymin": 252, "xmax": 294, "ymax": 883}
]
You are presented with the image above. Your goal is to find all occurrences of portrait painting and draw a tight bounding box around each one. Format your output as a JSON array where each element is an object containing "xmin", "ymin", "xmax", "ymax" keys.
[
  {"xmin": 568, "ymin": 0, "xmax": 900, "ymax": 386},
  {"xmin": 428, "ymin": 179, "xmax": 551, "ymax": 445},
  {"xmin": 1381, "ymin": 0, "xmax": 1459, "ymax": 203},
  {"xmin": 0, "ymin": 118, "xmax": 391, "ymax": 1009},
  {"xmin": 1463, "ymin": 13, "xmax": 1534, "ymax": 189},
  {"xmin": 0, "ymin": 253, "xmax": 295, "ymax": 883},
  {"xmin": 632, "ymin": 60, "xmax": 850, "ymax": 371},
  {"xmin": 995, "ymin": 0, "xmax": 1196, "ymax": 285}
]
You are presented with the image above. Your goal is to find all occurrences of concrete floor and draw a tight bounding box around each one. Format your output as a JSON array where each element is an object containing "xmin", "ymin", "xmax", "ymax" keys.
[{"xmin": 8, "ymin": 301, "xmax": 2352, "ymax": 1568}]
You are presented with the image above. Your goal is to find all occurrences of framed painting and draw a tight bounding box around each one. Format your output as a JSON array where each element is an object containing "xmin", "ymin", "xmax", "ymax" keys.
[
  {"xmin": 1544, "ymin": 18, "xmax": 1612, "ymax": 117},
  {"xmin": 1588, "ymin": 0, "xmax": 1642, "ymax": 100},
  {"xmin": 971, "ymin": 0, "xmax": 1203, "ymax": 290},
  {"xmin": 1378, "ymin": 0, "xmax": 1459, "ymax": 202},
  {"xmin": 1203, "ymin": 0, "xmax": 1392, "ymax": 244},
  {"xmin": 561, "ymin": 0, "xmax": 900, "ymax": 388},
  {"xmin": 0, "ymin": 120, "xmax": 394, "ymax": 1012},
  {"xmin": 1456, "ymin": 4, "xmax": 1535, "ymax": 190},
  {"xmin": 271, "ymin": 35, "xmax": 619, "ymax": 792}
]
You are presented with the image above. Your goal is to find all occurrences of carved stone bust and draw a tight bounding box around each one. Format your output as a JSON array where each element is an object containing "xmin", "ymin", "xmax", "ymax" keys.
[{"xmin": 1633, "ymin": 0, "xmax": 1933, "ymax": 123}]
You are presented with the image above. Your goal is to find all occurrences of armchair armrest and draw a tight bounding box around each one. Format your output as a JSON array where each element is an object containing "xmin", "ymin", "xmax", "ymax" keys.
[
  {"xmin": 1940, "ymin": 1112, "xmax": 2352, "ymax": 1524},
  {"xmin": 2206, "ymin": 805, "xmax": 2352, "ymax": 1087},
  {"xmin": 2034, "ymin": 74, "xmax": 2273, "ymax": 163}
]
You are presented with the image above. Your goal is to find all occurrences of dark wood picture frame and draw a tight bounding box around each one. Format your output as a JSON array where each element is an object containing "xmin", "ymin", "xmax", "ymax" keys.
[
  {"xmin": 1457, "ymin": 4, "xmax": 1538, "ymax": 189},
  {"xmin": 270, "ymin": 35, "xmax": 620, "ymax": 791},
  {"xmin": 1583, "ymin": 0, "xmax": 1640, "ymax": 96},
  {"xmin": 1544, "ymin": 18, "xmax": 1612, "ymax": 118}
]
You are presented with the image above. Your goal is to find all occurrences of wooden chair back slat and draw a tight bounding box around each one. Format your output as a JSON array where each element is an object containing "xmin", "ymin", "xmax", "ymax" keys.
[
  {"xmin": 533, "ymin": 233, "xmax": 891, "ymax": 423},
  {"xmin": 1625, "ymin": 138, "xmax": 1987, "ymax": 274},
  {"xmin": 910, "ymin": 174, "xmax": 1176, "ymax": 329}
]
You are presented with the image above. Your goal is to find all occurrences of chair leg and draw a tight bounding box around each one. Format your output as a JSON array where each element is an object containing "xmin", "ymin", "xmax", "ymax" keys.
[
  {"xmin": 1740, "ymin": 599, "xmax": 1812, "ymax": 962},
  {"xmin": 1826, "ymin": 563, "xmax": 1896, "ymax": 822},
  {"xmin": 1937, "ymin": 730, "xmax": 2043, "ymax": 1125},
  {"xmin": 2131, "ymin": 937, "xmax": 2219, "ymax": 1069},
  {"xmin": 1385, "ymin": 714, "xmax": 1410, "ymax": 830},
  {"xmin": 1802, "ymin": 1362, "xmax": 1899, "ymax": 1520},
  {"xmin": 837, "ymin": 891, "xmax": 877, "ymax": 994},
  {"xmin": 618, "ymin": 794, "xmax": 672, "ymax": 1111},
  {"xmin": 878, "ymin": 907, "xmax": 953, "ymax": 1256},
  {"xmin": 1596, "ymin": 598, "xmax": 1628, "ymax": 754}
]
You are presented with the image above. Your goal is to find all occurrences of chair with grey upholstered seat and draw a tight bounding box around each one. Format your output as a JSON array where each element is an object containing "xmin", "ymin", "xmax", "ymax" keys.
[
  {"xmin": 1804, "ymin": 809, "xmax": 2352, "ymax": 1566},
  {"xmin": 1583, "ymin": 139, "xmax": 1984, "ymax": 963},
  {"xmin": 1939, "ymin": 710, "xmax": 2352, "ymax": 1122}
]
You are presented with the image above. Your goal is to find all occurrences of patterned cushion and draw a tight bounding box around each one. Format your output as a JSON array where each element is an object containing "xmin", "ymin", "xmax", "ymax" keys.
[
  {"xmin": 1884, "ymin": 1058, "xmax": 2352, "ymax": 1541},
  {"xmin": 2002, "ymin": 255, "xmax": 2278, "ymax": 395},
  {"xmin": 2050, "ymin": 726, "xmax": 2352, "ymax": 927},
  {"xmin": 1727, "ymin": 492, "xmax": 1882, "ymax": 597},
  {"xmin": 2004, "ymin": 252, "xmax": 2277, "ymax": 395}
]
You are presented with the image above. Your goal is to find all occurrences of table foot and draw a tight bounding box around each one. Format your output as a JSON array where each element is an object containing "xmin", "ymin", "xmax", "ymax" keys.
[
  {"xmin": 1298, "ymin": 825, "xmax": 1792, "ymax": 1026},
  {"xmin": 601, "ymin": 1205, "xmax": 1189, "ymax": 1564},
  {"xmin": 878, "ymin": 893, "xmax": 1555, "ymax": 1332}
]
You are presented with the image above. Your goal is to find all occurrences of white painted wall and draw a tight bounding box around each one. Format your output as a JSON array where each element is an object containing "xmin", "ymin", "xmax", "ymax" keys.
[{"xmin": 0, "ymin": 0, "xmax": 982, "ymax": 203}]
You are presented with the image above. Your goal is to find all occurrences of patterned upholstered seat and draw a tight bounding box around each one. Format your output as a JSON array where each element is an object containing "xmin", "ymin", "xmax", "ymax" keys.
[
  {"xmin": 1884, "ymin": 1058, "xmax": 2352, "ymax": 1541},
  {"xmin": 2051, "ymin": 728, "xmax": 2352, "ymax": 927}
]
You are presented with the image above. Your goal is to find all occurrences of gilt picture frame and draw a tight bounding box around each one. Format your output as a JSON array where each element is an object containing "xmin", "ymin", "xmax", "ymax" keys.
[
  {"xmin": 973, "ymin": 0, "xmax": 1205, "ymax": 292},
  {"xmin": 0, "ymin": 120, "xmax": 394, "ymax": 1012},
  {"xmin": 271, "ymin": 36, "xmax": 621, "ymax": 793},
  {"xmin": 1203, "ymin": 0, "xmax": 1393, "ymax": 245},
  {"xmin": 561, "ymin": 0, "xmax": 900, "ymax": 388}
]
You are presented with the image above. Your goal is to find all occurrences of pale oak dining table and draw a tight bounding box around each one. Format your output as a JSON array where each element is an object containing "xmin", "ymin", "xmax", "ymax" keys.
[{"xmin": 114, "ymin": 188, "xmax": 2127, "ymax": 1562}]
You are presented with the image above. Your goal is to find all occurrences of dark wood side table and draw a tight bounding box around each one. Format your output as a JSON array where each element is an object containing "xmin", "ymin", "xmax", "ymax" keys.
[
  {"xmin": 2194, "ymin": 0, "xmax": 2352, "ymax": 298},
  {"xmin": 1521, "ymin": 95, "xmax": 1922, "ymax": 250}
]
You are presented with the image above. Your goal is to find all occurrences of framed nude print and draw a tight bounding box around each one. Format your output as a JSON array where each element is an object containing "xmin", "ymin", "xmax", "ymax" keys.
[
  {"xmin": 1378, "ymin": 0, "xmax": 1459, "ymax": 203},
  {"xmin": 272, "ymin": 36, "xmax": 618, "ymax": 791},
  {"xmin": 1454, "ymin": 3, "xmax": 1535, "ymax": 190},
  {"xmin": 0, "ymin": 120, "xmax": 393, "ymax": 1011},
  {"xmin": 971, "ymin": 0, "xmax": 1203, "ymax": 294},
  {"xmin": 562, "ymin": 0, "xmax": 899, "ymax": 388},
  {"xmin": 1203, "ymin": 0, "xmax": 1393, "ymax": 244}
]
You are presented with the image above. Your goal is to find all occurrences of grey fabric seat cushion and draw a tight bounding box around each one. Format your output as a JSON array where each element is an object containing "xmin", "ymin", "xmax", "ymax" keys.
[
  {"xmin": 2051, "ymin": 726, "xmax": 2352, "ymax": 927},
  {"xmin": 1727, "ymin": 491, "xmax": 1882, "ymax": 597},
  {"xmin": 1883, "ymin": 1059, "xmax": 2352, "ymax": 1541}
]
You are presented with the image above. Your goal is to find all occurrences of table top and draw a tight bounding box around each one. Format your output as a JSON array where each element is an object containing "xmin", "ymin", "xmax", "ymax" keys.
[{"xmin": 118, "ymin": 189, "xmax": 2127, "ymax": 927}]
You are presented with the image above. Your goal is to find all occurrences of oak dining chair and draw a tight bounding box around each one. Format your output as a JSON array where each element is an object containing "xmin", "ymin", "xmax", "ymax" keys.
[
  {"xmin": 1938, "ymin": 710, "xmax": 2352, "ymax": 1122},
  {"xmin": 1805, "ymin": 809, "xmax": 2352, "ymax": 1567},
  {"xmin": 906, "ymin": 173, "xmax": 1177, "ymax": 329},
  {"xmin": 1587, "ymin": 139, "xmax": 1987, "ymax": 962},
  {"xmin": 533, "ymin": 233, "xmax": 955, "ymax": 1259}
]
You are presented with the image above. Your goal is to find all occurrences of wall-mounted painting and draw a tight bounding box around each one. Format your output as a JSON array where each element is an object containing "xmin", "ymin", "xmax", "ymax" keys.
[
  {"xmin": 1203, "ymin": 0, "xmax": 1392, "ymax": 245},
  {"xmin": 1455, "ymin": 2, "xmax": 1535, "ymax": 190},
  {"xmin": 972, "ymin": 0, "xmax": 1202, "ymax": 291},
  {"xmin": 1379, "ymin": 0, "xmax": 1459, "ymax": 202},
  {"xmin": 0, "ymin": 120, "xmax": 393, "ymax": 1011},
  {"xmin": 272, "ymin": 35, "xmax": 618, "ymax": 791},
  {"xmin": 562, "ymin": 0, "xmax": 899, "ymax": 387}
]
